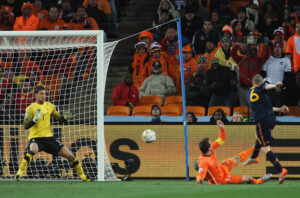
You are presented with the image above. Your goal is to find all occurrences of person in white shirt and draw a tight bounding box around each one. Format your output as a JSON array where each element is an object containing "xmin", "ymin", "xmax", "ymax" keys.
[{"xmin": 262, "ymin": 42, "xmax": 292, "ymax": 107}]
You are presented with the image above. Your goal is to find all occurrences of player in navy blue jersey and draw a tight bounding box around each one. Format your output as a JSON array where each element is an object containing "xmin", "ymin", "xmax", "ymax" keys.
[{"xmin": 243, "ymin": 74, "xmax": 289, "ymax": 184}]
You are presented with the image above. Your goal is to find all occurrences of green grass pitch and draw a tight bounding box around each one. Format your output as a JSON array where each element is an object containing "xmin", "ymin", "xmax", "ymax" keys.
[{"xmin": 1, "ymin": 180, "xmax": 299, "ymax": 198}]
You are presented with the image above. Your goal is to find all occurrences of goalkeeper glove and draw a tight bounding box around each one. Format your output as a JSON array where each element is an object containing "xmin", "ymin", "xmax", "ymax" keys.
[
  {"xmin": 33, "ymin": 108, "xmax": 43, "ymax": 123},
  {"xmin": 63, "ymin": 111, "xmax": 75, "ymax": 120}
]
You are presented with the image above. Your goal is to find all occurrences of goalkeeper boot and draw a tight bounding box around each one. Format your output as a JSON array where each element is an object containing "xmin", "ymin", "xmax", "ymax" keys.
[
  {"xmin": 80, "ymin": 174, "xmax": 91, "ymax": 182},
  {"xmin": 243, "ymin": 157, "xmax": 259, "ymax": 166},
  {"xmin": 278, "ymin": 168, "xmax": 288, "ymax": 184}
]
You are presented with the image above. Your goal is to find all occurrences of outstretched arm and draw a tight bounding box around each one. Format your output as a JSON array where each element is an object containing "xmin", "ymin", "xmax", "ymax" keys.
[
  {"xmin": 265, "ymin": 82, "xmax": 283, "ymax": 91},
  {"xmin": 273, "ymin": 105, "xmax": 289, "ymax": 113},
  {"xmin": 211, "ymin": 120, "xmax": 226, "ymax": 150}
]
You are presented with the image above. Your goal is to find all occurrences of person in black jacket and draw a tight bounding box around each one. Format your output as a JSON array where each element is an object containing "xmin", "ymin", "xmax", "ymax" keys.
[
  {"xmin": 185, "ymin": 71, "xmax": 210, "ymax": 107},
  {"xmin": 209, "ymin": 108, "xmax": 229, "ymax": 124},
  {"xmin": 205, "ymin": 58, "xmax": 237, "ymax": 109}
]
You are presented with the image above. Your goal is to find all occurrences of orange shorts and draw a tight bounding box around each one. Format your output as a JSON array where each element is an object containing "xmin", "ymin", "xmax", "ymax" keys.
[{"xmin": 220, "ymin": 158, "xmax": 243, "ymax": 184}]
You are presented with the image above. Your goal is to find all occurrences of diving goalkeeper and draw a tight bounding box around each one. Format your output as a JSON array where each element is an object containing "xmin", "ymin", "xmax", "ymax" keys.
[{"xmin": 15, "ymin": 86, "xmax": 90, "ymax": 181}]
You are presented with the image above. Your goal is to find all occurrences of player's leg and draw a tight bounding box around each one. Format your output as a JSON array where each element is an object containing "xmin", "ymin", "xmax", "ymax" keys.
[
  {"xmin": 58, "ymin": 146, "xmax": 90, "ymax": 181},
  {"xmin": 15, "ymin": 142, "xmax": 38, "ymax": 180},
  {"xmin": 238, "ymin": 174, "xmax": 272, "ymax": 184},
  {"xmin": 261, "ymin": 146, "xmax": 287, "ymax": 184},
  {"xmin": 233, "ymin": 146, "xmax": 257, "ymax": 166},
  {"xmin": 243, "ymin": 124, "xmax": 263, "ymax": 166}
]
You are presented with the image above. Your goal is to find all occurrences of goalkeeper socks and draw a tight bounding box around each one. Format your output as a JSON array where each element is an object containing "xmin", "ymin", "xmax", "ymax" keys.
[
  {"xmin": 70, "ymin": 158, "xmax": 87, "ymax": 180},
  {"xmin": 266, "ymin": 151, "xmax": 283, "ymax": 173},
  {"xmin": 238, "ymin": 147, "xmax": 255, "ymax": 162},
  {"xmin": 250, "ymin": 141, "xmax": 261, "ymax": 159},
  {"xmin": 20, "ymin": 151, "xmax": 34, "ymax": 171},
  {"xmin": 252, "ymin": 178, "xmax": 263, "ymax": 184}
]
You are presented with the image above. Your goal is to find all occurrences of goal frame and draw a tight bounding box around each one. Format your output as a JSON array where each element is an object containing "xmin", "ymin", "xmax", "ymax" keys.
[{"xmin": 0, "ymin": 30, "xmax": 106, "ymax": 181}]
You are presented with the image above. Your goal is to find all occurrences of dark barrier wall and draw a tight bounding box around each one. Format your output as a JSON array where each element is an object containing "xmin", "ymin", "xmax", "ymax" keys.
[{"xmin": 0, "ymin": 124, "xmax": 300, "ymax": 178}]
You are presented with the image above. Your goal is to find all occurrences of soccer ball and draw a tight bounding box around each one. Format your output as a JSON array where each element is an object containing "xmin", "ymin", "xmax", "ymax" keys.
[{"xmin": 142, "ymin": 129, "xmax": 156, "ymax": 143}]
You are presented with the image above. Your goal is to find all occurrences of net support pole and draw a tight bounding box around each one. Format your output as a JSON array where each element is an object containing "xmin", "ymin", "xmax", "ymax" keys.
[
  {"xmin": 176, "ymin": 18, "xmax": 190, "ymax": 181},
  {"xmin": 97, "ymin": 31, "xmax": 105, "ymax": 181}
]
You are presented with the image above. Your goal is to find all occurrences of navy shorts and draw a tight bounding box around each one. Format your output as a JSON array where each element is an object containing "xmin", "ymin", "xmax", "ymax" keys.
[
  {"xmin": 256, "ymin": 115, "xmax": 276, "ymax": 147},
  {"xmin": 26, "ymin": 137, "xmax": 64, "ymax": 156}
]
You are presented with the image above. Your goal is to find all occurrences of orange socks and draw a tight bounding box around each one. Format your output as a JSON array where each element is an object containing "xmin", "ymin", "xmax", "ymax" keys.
[
  {"xmin": 252, "ymin": 178, "xmax": 263, "ymax": 184},
  {"xmin": 238, "ymin": 147, "xmax": 255, "ymax": 162}
]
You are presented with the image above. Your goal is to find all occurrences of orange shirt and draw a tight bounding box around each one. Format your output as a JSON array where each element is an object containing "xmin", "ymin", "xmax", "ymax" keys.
[
  {"xmin": 18, "ymin": 58, "xmax": 42, "ymax": 77},
  {"xmin": 196, "ymin": 128, "xmax": 227, "ymax": 184},
  {"xmin": 34, "ymin": 9, "xmax": 48, "ymax": 21},
  {"xmin": 39, "ymin": 17, "xmax": 65, "ymax": 30},
  {"xmin": 82, "ymin": 0, "xmax": 111, "ymax": 15},
  {"xmin": 141, "ymin": 55, "xmax": 168, "ymax": 83},
  {"xmin": 183, "ymin": 57, "xmax": 198, "ymax": 85},
  {"xmin": 14, "ymin": 15, "xmax": 39, "ymax": 31},
  {"xmin": 286, "ymin": 33, "xmax": 300, "ymax": 73},
  {"xmin": 132, "ymin": 53, "xmax": 149, "ymax": 77},
  {"xmin": 69, "ymin": 17, "xmax": 99, "ymax": 30}
]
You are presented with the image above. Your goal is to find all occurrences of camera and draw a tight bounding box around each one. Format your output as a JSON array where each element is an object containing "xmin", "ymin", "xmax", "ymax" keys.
[{"xmin": 247, "ymin": 35, "xmax": 257, "ymax": 44}]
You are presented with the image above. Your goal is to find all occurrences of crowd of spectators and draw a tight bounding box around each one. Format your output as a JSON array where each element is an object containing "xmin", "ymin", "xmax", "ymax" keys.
[
  {"xmin": 0, "ymin": 0, "xmax": 134, "ymax": 123},
  {"xmin": 113, "ymin": 0, "xmax": 300, "ymax": 118}
]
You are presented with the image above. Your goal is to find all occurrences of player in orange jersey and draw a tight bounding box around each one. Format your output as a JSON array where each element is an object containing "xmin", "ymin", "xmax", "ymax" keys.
[{"xmin": 195, "ymin": 120, "xmax": 272, "ymax": 185}]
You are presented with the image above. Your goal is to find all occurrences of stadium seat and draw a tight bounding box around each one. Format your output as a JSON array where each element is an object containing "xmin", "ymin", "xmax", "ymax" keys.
[
  {"xmin": 207, "ymin": 106, "xmax": 231, "ymax": 116},
  {"xmin": 283, "ymin": 106, "xmax": 300, "ymax": 116},
  {"xmin": 140, "ymin": 96, "xmax": 163, "ymax": 106},
  {"xmin": 186, "ymin": 106, "xmax": 206, "ymax": 116},
  {"xmin": 165, "ymin": 95, "xmax": 183, "ymax": 106},
  {"xmin": 161, "ymin": 104, "xmax": 182, "ymax": 116},
  {"xmin": 132, "ymin": 105, "xmax": 152, "ymax": 116},
  {"xmin": 233, "ymin": 106, "xmax": 252, "ymax": 116},
  {"xmin": 107, "ymin": 106, "xmax": 131, "ymax": 116}
]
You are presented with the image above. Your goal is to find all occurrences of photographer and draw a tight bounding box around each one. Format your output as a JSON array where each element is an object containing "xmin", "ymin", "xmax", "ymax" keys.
[{"xmin": 69, "ymin": 6, "xmax": 99, "ymax": 30}]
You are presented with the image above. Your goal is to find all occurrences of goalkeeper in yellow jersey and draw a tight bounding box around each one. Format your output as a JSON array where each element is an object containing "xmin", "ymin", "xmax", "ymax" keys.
[{"xmin": 15, "ymin": 86, "xmax": 90, "ymax": 181}]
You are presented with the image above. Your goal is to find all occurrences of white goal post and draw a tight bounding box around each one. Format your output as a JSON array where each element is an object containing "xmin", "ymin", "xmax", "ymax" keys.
[{"xmin": 0, "ymin": 30, "xmax": 118, "ymax": 181}]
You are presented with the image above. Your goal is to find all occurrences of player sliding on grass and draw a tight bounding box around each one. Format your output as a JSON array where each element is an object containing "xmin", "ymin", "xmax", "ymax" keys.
[
  {"xmin": 195, "ymin": 120, "xmax": 272, "ymax": 185},
  {"xmin": 15, "ymin": 86, "xmax": 90, "ymax": 181},
  {"xmin": 243, "ymin": 74, "xmax": 289, "ymax": 184}
]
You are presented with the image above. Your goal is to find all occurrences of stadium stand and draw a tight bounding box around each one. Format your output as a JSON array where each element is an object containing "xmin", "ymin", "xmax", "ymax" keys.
[
  {"xmin": 107, "ymin": 105, "xmax": 131, "ymax": 116},
  {"xmin": 132, "ymin": 105, "xmax": 152, "ymax": 116},
  {"xmin": 140, "ymin": 96, "xmax": 163, "ymax": 106},
  {"xmin": 186, "ymin": 106, "xmax": 206, "ymax": 117},
  {"xmin": 207, "ymin": 106, "xmax": 231, "ymax": 116},
  {"xmin": 233, "ymin": 106, "xmax": 252, "ymax": 116}
]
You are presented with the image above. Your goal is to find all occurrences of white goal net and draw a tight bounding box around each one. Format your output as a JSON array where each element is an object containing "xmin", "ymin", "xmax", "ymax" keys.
[{"xmin": 0, "ymin": 31, "xmax": 118, "ymax": 181}]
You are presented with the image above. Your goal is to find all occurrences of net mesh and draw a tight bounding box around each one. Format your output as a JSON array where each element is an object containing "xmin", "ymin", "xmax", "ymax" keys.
[{"xmin": 0, "ymin": 32, "xmax": 119, "ymax": 181}]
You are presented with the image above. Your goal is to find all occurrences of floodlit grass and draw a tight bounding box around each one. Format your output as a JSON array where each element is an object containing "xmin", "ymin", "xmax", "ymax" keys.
[{"xmin": 0, "ymin": 179, "xmax": 299, "ymax": 198}]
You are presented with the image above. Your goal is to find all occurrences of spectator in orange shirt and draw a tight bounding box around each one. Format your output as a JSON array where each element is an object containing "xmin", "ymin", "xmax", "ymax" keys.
[
  {"xmin": 82, "ymin": 0, "xmax": 112, "ymax": 15},
  {"xmin": 13, "ymin": 3, "xmax": 39, "ymax": 31},
  {"xmin": 131, "ymin": 42, "xmax": 149, "ymax": 88},
  {"xmin": 69, "ymin": 6, "xmax": 99, "ymax": 30},
  {"xmin": 182, "ymin": 44, "xmax": 198, "ymax": 85},
  {"xmin": 15, "ymin": 50, "xmax": 42, "ymax": 78},
  {"xmin": 195, "ymin": 120, "xmax": 272, "ymax": 185},
  {"xmin": 0, "ymin": 5, "xmax": 15, "ymax": 30},
  {"xmin": 286, "ymin": 23, "xmax": 300, "ymax": 76},
  {"xmin": 141, "ymin": 42, "xmax": 168, "ymax": 83},
  {"xmin": 33, "ymin": 0, "xmax": 48, "ymax": 21},
  {"xmin": 39, "ymin": 6, "xmax": 65, "ymax": 30}
]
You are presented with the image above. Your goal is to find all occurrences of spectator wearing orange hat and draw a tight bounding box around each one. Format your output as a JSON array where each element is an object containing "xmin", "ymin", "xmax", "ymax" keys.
[
  {"xmin": 182, "ymin": 44, "xmax": 198, "ymax": 85},
  {"xmin": 131, "ymin": 42, "xmax": 150, "ymax": 89},
  {"xmin": 69, "ymin": 6, "xmax": 99, "ymax": 30},
  {"xmin": 141, "ymin": 42, "xmax": 168, "ymax": 83},
  {"xmin": 138, "ymin": 31, "xmax": 154, "ymax": 52},
  {"xmin": 33, "ymin": 0, "xmax": 48, "ymax": 21},
  {"xmin": 0, "ymin": 5, "xmax": 15, "ymax": 30},
  {"xmin": 13, "ymin": 3, "xmax": 39, "ymax": 31},
  {"xmin": 39, "ymin": 6, "xmax": 66, "ymax": 30}
]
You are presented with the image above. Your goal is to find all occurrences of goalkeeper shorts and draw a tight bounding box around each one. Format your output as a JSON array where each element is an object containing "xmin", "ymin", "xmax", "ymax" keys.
[{"xmin": 26, "ymin": 137, "xmax": 64, "ymax": 156}]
